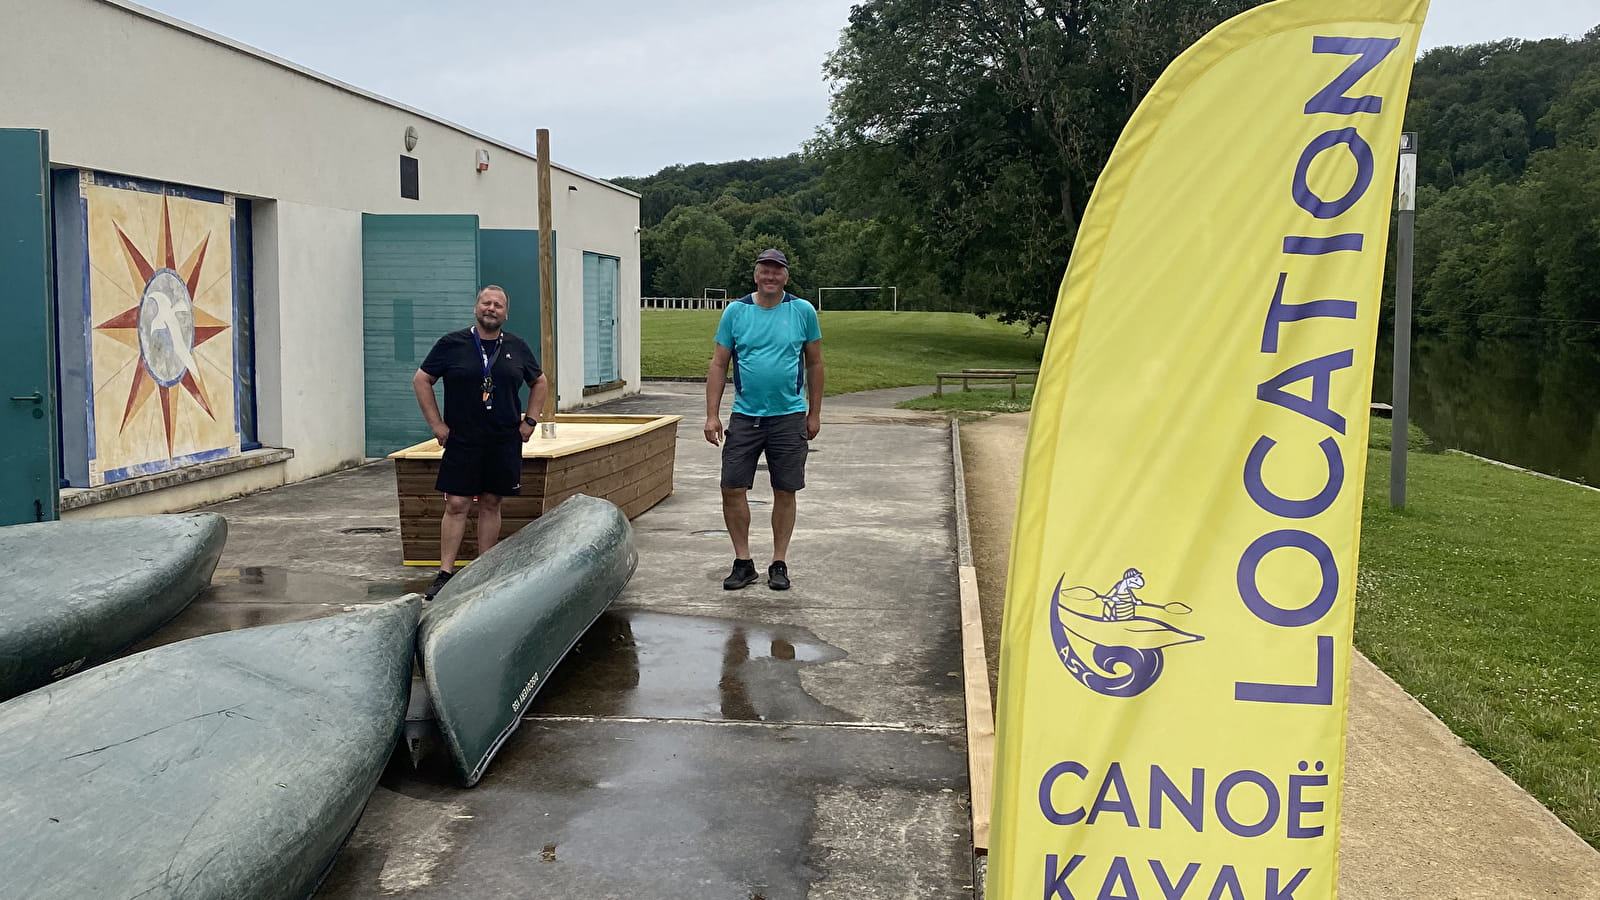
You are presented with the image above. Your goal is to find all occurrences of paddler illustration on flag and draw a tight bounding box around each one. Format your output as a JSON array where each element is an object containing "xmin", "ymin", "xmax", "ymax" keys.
[{"xmin": 1049, "ymin": 567, "xmax": 1202, "ymax": 698}]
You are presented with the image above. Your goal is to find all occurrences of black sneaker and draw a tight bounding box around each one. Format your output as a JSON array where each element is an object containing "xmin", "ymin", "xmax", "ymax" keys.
[
  {"xmin": 767, "ymin": 561, "xmax": 791, "ymax": 591},
  {"xmin": 424, "ymin": 569, "xmax": 454, "ymax": 600},
  {"xmin": 723, "ymin": 559, "xmax": 758, "ymax": 590}
]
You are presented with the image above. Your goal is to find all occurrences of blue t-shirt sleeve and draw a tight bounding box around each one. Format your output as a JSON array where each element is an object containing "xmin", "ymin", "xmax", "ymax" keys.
[
  {"xmin": 799, "ymin": 301, "xmax": 821, "ymax": 343},
  {"xmin": 714, "ymin": 305, "xmax": 738, "ymax": 349}
]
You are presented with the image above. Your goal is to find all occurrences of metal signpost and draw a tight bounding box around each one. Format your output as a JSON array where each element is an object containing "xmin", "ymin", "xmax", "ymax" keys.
[{"xmin": 1391, "ymin": 132, "xmax": 1418, "ymax": 508}]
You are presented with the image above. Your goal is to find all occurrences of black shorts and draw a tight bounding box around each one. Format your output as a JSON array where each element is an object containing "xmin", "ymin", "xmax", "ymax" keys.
[
  {"xmin": 435, "ymin": 437, "xmax": 523, "ymax": 497},
  {"xmin": 721, "ymin": 412, "xmax": 808, "ymax": 492}
]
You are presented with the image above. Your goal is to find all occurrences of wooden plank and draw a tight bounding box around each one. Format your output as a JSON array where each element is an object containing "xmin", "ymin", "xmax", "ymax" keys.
[
  {"xmin": 961, "ymin": 368, "xmax": 1039, "ymax": 379},
  {"xmin": 959, "ymin": 564, "xmax": 995, "ymax": 851},
  {"xmin": 400, "ymin": 496, "xmax": 545, "ymax": 520},
  {"xmin": 545, "ymin": 433, "xmax": 675, "ymax": 494},
  {"xmin": 563, "ymin": 454, "xmax": 674, "ymax": 503},
  {"xmin": 401, "ymin": 517, "xmax": 541, "ymax": 564},
  {"xmin": 388, "ymin": 415, "xmax": 682, "ymax": 462}
]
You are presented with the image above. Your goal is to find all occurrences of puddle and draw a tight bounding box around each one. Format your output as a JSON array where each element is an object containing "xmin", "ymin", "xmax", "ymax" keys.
[
  {"xmin": 204, "ymin": 566, "xmax": 418, "ymax": 605},
  {"xmin": 534, "ymin": 609, "xmax": 851, "ymax": 724}
]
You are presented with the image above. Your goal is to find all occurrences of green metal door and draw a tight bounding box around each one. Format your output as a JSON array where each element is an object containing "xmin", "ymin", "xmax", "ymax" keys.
[
  {"xmin": 479, "ymin": 228, "xmax": 546, "ymax": 362},
  {"xmin": 0, "ymin": 130, "xmax": 59, "ymax": 523},
  {"xmin": 362, "ymin": 214, "xmax": 479, "ymax": 457}
]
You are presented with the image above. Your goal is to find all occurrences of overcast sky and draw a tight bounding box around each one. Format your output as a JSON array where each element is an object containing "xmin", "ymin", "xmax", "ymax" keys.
[{"xmin": 135, "ymin": 0, "xmax": 1598, "ymax": 180}]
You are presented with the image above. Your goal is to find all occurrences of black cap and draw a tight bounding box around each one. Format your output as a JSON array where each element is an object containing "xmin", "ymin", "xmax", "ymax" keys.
[{"xmin": 755, "ymin": 248, "xmax": 789, "ymax": 268}]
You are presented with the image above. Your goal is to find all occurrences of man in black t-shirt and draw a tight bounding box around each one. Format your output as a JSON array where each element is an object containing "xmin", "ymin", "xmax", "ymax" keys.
[{"xmin": 412, "ymin": 285, "xmax": 547, "ymax": 598}]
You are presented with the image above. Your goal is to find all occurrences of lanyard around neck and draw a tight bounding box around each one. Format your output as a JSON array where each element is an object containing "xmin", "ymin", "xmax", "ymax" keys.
[{"xmin": 472, "ymin": 327, "xmax": 502, "ymax": 378}]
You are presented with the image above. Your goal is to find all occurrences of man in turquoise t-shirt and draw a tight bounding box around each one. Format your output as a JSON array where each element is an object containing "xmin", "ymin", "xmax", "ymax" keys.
[{"xmin": 704, "ymin": 249, "xmax": 825, "ymax": 591}]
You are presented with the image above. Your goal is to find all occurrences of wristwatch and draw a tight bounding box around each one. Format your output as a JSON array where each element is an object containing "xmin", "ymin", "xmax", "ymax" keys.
[{"xmin": 523, "ymin": 415, "xmax": 538, "ymax": 427}]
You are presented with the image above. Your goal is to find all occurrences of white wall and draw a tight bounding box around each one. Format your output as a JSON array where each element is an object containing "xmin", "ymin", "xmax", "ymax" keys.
[
  {"xmin": 550, "ymin": 170, "xmax": 644, "ymax": 407},
  {"xmin": 254, "ymin": 201, "xmax": 367, "ymax": 481},
  {"xmin": 4, "ymin": 0, "xmax": 641, "ymax": 510}
]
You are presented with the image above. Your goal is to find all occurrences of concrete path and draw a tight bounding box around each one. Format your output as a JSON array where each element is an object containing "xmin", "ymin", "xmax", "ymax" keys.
[
  {"xmin": 147, "ymin": 382, "xmax": 975, "ymax": 899},
  {"xmin": 959, "ymin": 412, "xmax": 1600, "ymax": 899}
]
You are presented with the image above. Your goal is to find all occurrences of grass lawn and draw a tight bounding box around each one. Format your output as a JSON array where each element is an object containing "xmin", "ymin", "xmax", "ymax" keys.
[
  {"xmin": 642, "ymin": 310, "xmax": 1045, "ymax": 395},
  {"xmin": 1358, "ymin": 441, "xmax": 1600, "ymax": 847}
]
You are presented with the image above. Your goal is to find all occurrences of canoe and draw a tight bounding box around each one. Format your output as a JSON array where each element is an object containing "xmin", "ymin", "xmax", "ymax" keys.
[
  {"xmin": 0, "ymin": 596, "xmax": 420, "ymax": 900},
  {"xmin": 420, "ymin": 494, "xmax": 636, "ymax": 786},
  {"xmin": 0, "ymin": 512, "xmax": 227, "ymax": 700}
]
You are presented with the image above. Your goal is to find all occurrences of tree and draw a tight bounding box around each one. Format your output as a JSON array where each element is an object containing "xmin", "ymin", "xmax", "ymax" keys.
[
  {"xmin": 639, "ymin": 182, "xmax": 699, "ymax": 228},
  {"xmin": 655, "ymin": 234, "xmax": 729, "ymax": 298},
  {"xmin": 730, "ymin": 234, "xmax": 800, "ymax": 296},
  {"xmin": 644, "ymin": 207, "xmax": 736, "ymax": 296},
  {"xmin": 817, "ymin": 0, "xmax": 1267, "ymax": 329}
]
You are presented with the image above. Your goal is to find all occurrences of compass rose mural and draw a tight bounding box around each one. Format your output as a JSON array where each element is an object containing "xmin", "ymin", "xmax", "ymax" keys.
[{"xmin": 86, "ymin": 181, "xmax": 237, "ymax": 486}]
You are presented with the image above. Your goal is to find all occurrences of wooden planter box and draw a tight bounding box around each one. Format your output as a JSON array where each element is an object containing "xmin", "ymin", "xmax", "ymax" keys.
[{"xmin": 389, "ymin": 414, "xmax": 681, "ymax": 566}]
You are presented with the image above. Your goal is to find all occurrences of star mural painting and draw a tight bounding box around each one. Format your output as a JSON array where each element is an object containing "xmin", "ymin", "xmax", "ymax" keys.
[{"xmin": 85, "ymin": 178, "xmax": 238, "ymax": 486}]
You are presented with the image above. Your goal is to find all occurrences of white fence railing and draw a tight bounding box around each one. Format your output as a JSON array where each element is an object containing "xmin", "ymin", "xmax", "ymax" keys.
[{"xmin": 640, "ymin": 297, "xmax": 732, "ymax": 310}]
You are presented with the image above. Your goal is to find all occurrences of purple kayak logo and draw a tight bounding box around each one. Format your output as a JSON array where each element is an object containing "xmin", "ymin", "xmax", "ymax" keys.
[{"xmin": 1049, "ymin": 568, "xmax": 1203, "ymax": 698}]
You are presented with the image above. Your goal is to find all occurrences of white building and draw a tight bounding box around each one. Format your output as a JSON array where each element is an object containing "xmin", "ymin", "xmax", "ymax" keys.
[{"xmin": 0, "ymin": 0, "xmax": 642, "ymax": 521}]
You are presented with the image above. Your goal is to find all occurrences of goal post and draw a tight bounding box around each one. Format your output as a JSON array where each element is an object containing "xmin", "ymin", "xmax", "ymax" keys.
[{"xmin": 816, "ymin": 286, "xmax": 898, "ymax": 313}]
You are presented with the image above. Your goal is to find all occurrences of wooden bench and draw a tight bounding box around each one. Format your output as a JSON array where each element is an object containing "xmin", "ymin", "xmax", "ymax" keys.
[
  {"xmin": 936, "ymin": 371, "xmax": 1023, "ymax": 398},
  {"xmin": 934, "ymin": 368, "xmax": 1041, "ymax": 399}
]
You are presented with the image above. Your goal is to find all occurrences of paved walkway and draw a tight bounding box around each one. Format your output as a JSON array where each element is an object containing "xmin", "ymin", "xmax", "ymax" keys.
[
  {"xmin": 156, "ymin": 382, "xmax": 975, "ymax": 899},
  {"xmin": 134, "ymin": 384, "xmax": 1600, "ymax": 897}
]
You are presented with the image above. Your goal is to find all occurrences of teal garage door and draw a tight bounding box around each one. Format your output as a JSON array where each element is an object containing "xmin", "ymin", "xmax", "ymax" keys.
[{"xmin": 362, "ymin": 214, "xmax": 479, "ymax": 457}]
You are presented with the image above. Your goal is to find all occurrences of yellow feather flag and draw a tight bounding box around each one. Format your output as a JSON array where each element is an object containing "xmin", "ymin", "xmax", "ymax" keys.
[{"xmin": 989, "ymin": 1, "xmax": 1428, "ymax": 897}]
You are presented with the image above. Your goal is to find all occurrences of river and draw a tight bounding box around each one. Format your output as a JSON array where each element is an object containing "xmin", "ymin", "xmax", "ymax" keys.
[{"xmin": 1373, "ymin": 334, "xmax": 1600, "ymax": 486}]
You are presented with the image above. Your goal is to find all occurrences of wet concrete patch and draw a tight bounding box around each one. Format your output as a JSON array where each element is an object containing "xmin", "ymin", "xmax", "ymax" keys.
[
  {"xmin": 126, "ymin": 600, "xmax": 342, "ymax": 652},
  {"xmin": 320, "ymin": 719, "xmax": 972, "ymax": 900},
  {"xmin": 807, "ymin": 785, "xmax": 971, "ymax": 899},
  {"xmin": 532, "ymin": 609, "xmax": 852, "ymax": 724},
  {"xmin": 129, "ymin": 567, "xmax": 419, "ymax": 652},
  {"xmin": 318, "ymin": 794, "xmax": 471, "ymax": 895},
  {"xmin": 205, "ymin": 566, "xmax": 417, "ymax": 605}
]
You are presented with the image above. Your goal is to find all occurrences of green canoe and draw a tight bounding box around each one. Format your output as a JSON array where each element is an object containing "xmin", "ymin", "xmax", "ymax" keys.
[
  {"xmin": 0, "ymin": 512, "xmax": 227, "ymax": 700},
  {"xmin": 0, "ymin": 596, "xmax": 419, "ymax": 899},
  {"xmin": 420, "ymin": 494, "xmax": 637, "ymax": 786}
]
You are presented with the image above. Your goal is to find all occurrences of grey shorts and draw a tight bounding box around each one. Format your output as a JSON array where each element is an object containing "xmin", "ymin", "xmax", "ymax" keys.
[{"xmin": 721, "ymin": 412, "xmax": 808, "ymax": 492}]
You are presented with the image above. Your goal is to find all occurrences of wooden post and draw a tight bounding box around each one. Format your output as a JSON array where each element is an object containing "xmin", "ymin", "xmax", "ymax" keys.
[{"xmin": 536, "ymin": 128, "xmax": 557, "ymax": 421}]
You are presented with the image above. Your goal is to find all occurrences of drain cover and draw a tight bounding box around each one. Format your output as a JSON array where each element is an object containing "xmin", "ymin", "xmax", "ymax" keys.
[{"xmin": 340, "ymin": 526, "xmax": 395, "ymax": 535}]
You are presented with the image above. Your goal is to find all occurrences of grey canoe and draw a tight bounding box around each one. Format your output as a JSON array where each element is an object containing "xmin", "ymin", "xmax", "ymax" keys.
[
  {"xmin": 421, "ymin": 493, "xmax": 637, "ymax": 786},
  {"xmin": 0, "ymin": 512, "xmax": 227, "ymax": 700},
  {"xmin": 0, "ymin": 596, "xmax": 420, "ymax": 900}
]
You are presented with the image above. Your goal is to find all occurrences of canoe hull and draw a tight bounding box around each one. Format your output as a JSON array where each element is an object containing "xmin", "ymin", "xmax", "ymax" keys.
[
  {"xmin": 421, "ymin": 494, "xmax": 636, "ymax": 786},
  {"xmin": 0, "ymin": 512, "xmax": 227, "ymax": 699},
  {"xmin": 0, "ymin": 597, "xmax": 420, "ymax": 900}
]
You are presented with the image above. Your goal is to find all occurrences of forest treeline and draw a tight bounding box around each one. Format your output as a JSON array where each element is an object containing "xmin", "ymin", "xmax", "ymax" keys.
[{"xmin": 614, "ymin": 8, "xmax": 1600, "ymax": 339}]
